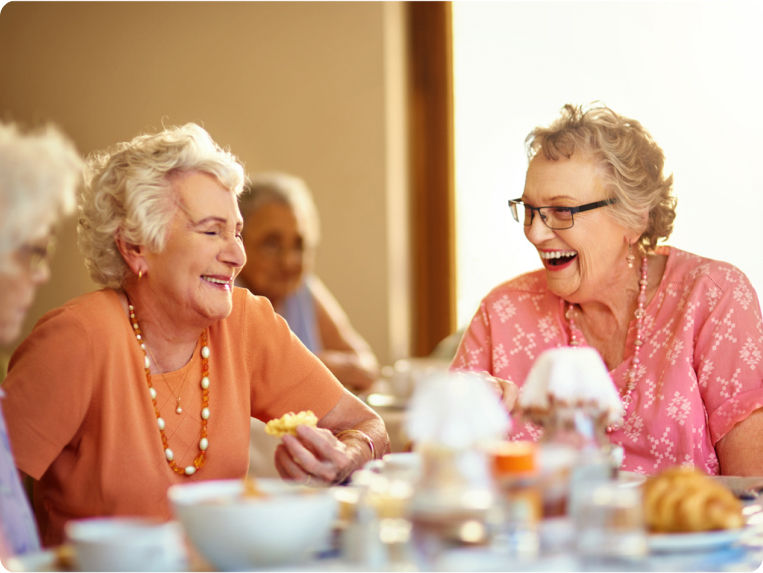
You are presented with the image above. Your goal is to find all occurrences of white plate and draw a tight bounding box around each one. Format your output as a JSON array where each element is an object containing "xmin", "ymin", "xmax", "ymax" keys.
[
  {"xmin": 649, "ymin": 528, "xmax": 744, "ymax": 553},
  {"xmin": 4, "ymin": 548, "xmax": 58, "ymax": 572},
  {"xmin": 365, "ymin": 392, "xmax": 407, "ymax": 409},
  {"xmin": 618, "ymin": 470, "xmax": 647, "ymax": 488}
]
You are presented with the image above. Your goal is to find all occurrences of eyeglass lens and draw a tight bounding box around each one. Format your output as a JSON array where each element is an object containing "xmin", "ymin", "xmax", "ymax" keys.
[
  {"xmin": 16, "ymin": 238, "xmax": 55, "ymax": 273},
  {"xmin": 254, "ymin": 237, "xmax": 305, "ymax": 259},
  {"xmin": 510, "ymin": 202, "xmax": 574, "ymax": 230}
]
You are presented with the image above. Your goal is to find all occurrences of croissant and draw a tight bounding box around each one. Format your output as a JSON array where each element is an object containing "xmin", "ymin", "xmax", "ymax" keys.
[{"xmin": 643, "ymin": 467, "xmax": 744, "ymax": 533}]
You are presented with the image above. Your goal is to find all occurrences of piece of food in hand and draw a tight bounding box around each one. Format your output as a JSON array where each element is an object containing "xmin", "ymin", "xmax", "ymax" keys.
[
  {"xmin": 643, "ymin": 466, "xmax": 744, "ymax": 533},
  {"xmin": 264, "ymin": 410, "xmax": 318, "ymax": 437}
]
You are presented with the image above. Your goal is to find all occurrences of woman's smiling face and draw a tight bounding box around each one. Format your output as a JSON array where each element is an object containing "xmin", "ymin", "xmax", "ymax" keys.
[
  {"xmin": 522, "ymin": 151, "xmax": 634, "ymax": 304},
  {"xmin": 141, "ymin": 171, "xmax": 246, "ymax": 327}
]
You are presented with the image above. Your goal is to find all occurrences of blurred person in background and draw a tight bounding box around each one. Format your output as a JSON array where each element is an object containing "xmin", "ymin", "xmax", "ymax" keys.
[
  {"xmin": 238, "ymin": 172, "xmax": 379, "ymax": 392},
  {"xmin": 452, "ymin": 103, "xmax": 763, "ymax": 476},
  {"xmin": 2, "ymin": 124, "xmax": 388, "ymax": 547},
  {"xmin": 0, "ymin": 122, "xmax": 81, "ymax": 559},
  {"xmin": 238, "ymin": 173, "xmax": 380, "ymax": 477}
]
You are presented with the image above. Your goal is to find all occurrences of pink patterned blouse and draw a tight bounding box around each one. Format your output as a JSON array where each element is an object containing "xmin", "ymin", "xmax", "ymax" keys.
[{"xmin": 452, "ymin": 247, "xmax": 763, "ymax": 475}]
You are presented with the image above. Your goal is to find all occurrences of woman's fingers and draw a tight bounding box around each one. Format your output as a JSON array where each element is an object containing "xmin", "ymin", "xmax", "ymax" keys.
[
  {"xmin": 500, "ymin": 379, "xmax": 519, "ymax": 412},
  {"xmin": 273, "ymin": 442, "xmax": 310, "ymax": 481},
  {"xmin": 278, "ymin": 426, "xmax": 352, "ymax": 483},
  {"xmin": 483, "ymin": 372, "xmax": 519, "ymax": 412}
]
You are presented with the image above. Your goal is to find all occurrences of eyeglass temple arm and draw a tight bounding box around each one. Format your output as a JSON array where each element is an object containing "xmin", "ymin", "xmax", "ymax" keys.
[{"xmin": 570, "ymin": 197, "xmax": 618, "ymax": 214}]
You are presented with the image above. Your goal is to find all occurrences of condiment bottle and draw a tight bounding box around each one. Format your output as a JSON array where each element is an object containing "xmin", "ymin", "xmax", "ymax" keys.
[{"xmin": 490, "ymin": 440, "xmax": 540, "ymax": 559}]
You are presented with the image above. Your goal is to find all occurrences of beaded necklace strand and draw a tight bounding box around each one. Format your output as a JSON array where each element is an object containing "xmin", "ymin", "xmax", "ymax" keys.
[
  {"xmin": 143, "ymin": 345, "xmax": 191, "ymax": 415},
  {"xmin": 565, "ymin": 255, "xmax": 649, "ymax": 430},
  {"xmin": 127, "ymin": 299, "xmax": 211, "ymax": 476}
]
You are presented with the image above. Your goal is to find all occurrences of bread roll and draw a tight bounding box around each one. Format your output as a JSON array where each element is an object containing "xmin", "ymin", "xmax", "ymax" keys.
[{"xmin": 643, "ymin": 467, "xmax": 744, "ymax": 533}]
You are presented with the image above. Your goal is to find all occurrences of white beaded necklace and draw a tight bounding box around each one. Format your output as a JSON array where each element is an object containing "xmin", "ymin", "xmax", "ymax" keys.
[
  {"xmin": 127, "ymin": 300, "xmax": 211, "ymax": 476},
  {"xmin": 565, "ymin": 255, "xmax": 648, "ymax": 431}
]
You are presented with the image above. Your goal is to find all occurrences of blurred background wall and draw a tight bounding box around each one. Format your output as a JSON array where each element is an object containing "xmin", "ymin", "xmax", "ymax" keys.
[{"xmin": 0, "ymin": 1, "xmax": 412, "ymax": 367}]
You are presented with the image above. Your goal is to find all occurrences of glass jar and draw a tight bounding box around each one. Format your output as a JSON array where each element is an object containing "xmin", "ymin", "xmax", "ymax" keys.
[
  {"xmin": 489, "ymin": 440, "xmax": 541, "ymax": 559},
  {"xmin": 408, "ymin": 443, "xmax": 496, "ymax": 568},
  {"xmin": 536, "ymin": 404, "xmax": 618, "ymax": 519}
]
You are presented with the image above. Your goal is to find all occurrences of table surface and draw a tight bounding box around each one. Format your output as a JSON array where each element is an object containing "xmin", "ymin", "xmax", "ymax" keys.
[
  {"xmin": 9, "ymin": 376, "xmax": 763, "ymax": 573},
  {"xmin": 8, "ymin": 481, "xmax": 763, "ymax": 572}
]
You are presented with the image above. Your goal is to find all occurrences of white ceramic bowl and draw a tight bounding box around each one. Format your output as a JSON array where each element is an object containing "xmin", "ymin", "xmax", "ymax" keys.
[
  {"xmin": 168, "ymin": 478, "xmax": 338, "ymax": 570},
  {"xmin": 382, "ymin": 451, "xmax": 421, "ymax": 476},
  {"xmin": 65, "ymin": 517, "xmax": 187, "ymax": 572}
]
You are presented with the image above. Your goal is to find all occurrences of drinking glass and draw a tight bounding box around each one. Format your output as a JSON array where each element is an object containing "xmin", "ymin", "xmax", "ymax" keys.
[{"xmin": 573, "ymin": 479, "xmax": 647, "ymax": 569}]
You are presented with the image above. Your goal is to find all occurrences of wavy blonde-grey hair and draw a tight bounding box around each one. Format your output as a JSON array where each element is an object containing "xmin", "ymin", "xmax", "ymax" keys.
[
  {"xmin": 526, "ymin": 103, "xmax": 676, "ymax": 252},
  {"xmin": 239, "ymin": 172, "xmax": 321, "ymax": 250},
  {"xmin": 0, "ymin": 122, "xmax": 81, "ymax": 264},
  {"xmin": 78, "ymin": 123, "xmax": 245, "ymax": 287}
]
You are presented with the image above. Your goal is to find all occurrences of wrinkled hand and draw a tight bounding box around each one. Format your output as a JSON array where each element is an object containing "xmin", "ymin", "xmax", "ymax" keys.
[
  {"xmin": 273, "ymin": 424, "xmax": 353, "ymax": 485},
  {"xmin": 481, "ymin": 372, "xmax": 519, "ymax": 413}
]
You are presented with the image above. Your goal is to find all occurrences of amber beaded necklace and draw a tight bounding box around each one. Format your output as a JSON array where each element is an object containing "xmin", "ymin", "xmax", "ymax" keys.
[{"xmin": 127, "ymin": 299, "xmax": 211, "ymax": 476}]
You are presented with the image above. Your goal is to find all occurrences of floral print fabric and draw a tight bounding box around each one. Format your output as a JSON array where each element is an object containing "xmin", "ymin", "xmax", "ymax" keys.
[{"xmin": 452, "ymin": 247, "xmax": 763, "ymax": 475}]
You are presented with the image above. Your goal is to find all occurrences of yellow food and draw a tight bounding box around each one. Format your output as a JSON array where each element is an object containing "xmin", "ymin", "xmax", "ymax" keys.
[
  {"xmin": 264, "ymin": 410, "xmax": 318, "ymax": 437},
  {"xmin": 643, "ymin": 467, "xmax": 744, "ymax": 533},
  {"xmin": 54, "ymin": 544, "xmax": 75, "ymax": 570},
  {"xmin": 242, "ymin": 475, "xmax": 266, "ymax": 498}
]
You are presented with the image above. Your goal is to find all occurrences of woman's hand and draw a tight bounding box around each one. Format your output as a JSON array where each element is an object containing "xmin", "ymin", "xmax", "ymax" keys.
[
  {"xmin": 273, "ymin": 425, "xmax": 355, "ymax": 485},
  {"xmin": 482, "ymin": 372, "xmax": 519, "ymax": 413},
  {"xmin": 272, "ymin": 387, "xmax": 389, "ymax": 484},
  {"xmin": 317, "ymin": 350, "xmax": 378, "ymax": 392}
]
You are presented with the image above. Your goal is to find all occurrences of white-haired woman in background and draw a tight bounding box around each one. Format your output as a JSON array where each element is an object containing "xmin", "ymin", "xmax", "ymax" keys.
[
  {"xmin": 238, "ymin": 173, "xmax": 380, "ymax": 478},
  {"xmin": 238, "ymin": 173, "xmax": 379, "ymax": 391},
  {"xmin": 2, "ymin": 123, "xmax": 389, "ymax": 548},
  {"xmin": 0, "ymin": 122, "xmax": 81, "ymax": 559}
]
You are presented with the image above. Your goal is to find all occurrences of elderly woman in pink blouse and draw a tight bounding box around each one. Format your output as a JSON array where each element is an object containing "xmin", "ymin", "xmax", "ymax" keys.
[{"xmin": 452, "ymin": 103, "xmax": 763, "ymax": 476}]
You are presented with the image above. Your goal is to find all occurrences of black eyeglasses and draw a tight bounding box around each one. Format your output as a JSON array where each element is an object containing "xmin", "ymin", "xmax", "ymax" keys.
[
  {"xmin": 14, "ymin": 236, "xmax": 56, "ymax": 274},
  {"xmin": 508, "ymin": 197, "xmax": 617, "ymax": 230}
]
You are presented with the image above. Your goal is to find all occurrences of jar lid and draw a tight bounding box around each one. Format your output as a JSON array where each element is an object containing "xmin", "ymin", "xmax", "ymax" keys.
[{"xmin": 490, "ymin": 440, "xmax": 536, "ymax": 475}]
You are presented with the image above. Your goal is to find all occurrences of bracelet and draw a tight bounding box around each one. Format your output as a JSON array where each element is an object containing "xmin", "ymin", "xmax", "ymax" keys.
[{"xmin": 335, "ymin": 429, "xmax": 377, "ymax": 460}]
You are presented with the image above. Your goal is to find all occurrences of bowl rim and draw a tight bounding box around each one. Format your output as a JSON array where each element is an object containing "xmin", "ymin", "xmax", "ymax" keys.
[
  {"xmin": 167, "ymin": 477, "xmax": 333, "ymax": 507},
  {"xmin": 65, "ymin": 516, "xmax": 175, "ymax": 538}
]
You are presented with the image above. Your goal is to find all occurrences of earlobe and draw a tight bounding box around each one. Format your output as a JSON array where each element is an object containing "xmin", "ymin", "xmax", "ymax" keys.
[
  {"xmin": 625, "ymin": 236, "xmax": 636, "ymax": 268},
  {"xmin": 115, "ymin": 231, "xmax": 146, "ymax": 277},
  {"xmin": 625, "ymin": 217, "xmax": 647, "ymax": 247}
]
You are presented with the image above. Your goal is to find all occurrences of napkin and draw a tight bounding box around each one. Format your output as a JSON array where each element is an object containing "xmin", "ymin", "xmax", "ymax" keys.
[
  {"xmin": 405, "ymin": 370, "xmax": 511, "ymax": 449},
  {"xmin": 518, "ymin": 346, "xmax": 624, "ymax": 426}
]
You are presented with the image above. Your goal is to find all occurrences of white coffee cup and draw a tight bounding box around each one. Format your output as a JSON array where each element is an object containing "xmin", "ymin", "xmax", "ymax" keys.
[{"xmin": 65, "ymin": 516, "xmax": 187, "ymax": 572}]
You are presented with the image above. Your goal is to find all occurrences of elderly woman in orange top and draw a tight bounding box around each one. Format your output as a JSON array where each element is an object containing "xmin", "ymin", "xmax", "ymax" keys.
[{"xmin": 2, "ymin": 123, "xmax": 389, "ymax": 547}]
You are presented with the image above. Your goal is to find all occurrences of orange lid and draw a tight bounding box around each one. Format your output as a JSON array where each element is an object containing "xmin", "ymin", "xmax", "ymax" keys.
[{"xmin": 490, "ymin": 440, "xmax": 536, "ymax": 475}]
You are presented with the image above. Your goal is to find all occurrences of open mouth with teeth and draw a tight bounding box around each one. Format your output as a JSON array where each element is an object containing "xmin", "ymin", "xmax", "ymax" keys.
[
  {"xmin": 540, "ymin": 250, "xmax": 578, "ymax": 267},
  {"xmin": 202, "ymin": 275, "xmax": 232, "ymax": 289}
]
